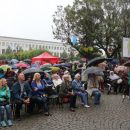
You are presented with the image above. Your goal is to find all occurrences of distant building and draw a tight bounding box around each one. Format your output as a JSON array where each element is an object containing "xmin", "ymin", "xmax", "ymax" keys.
[{"xmin": 0, "ymin": 36, "xmax": 77, "ymax": 57}]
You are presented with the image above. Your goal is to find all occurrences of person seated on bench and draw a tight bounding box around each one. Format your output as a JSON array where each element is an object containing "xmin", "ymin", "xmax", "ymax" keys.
[
  {"xmin": 12, "ymin": 73, "xmax": 31, "ymax": 120},
  {"xmin": 87, "ymin": 74, "xmax": 101, "ymax": 105},
  {"xmin": 31, "ymin": 73, "xmax": 50, "ymax": 116},
  {"xmin": 43, "ymin": 73, "xmax": 56, "ymax": 96},
  {"xmin": 72, "ymin": 73, "xmax": 90, "ymax": 108},
  {"xmin": 52, "ymin": 73, "xmax": 62, "ymax": 93},
  {"xmin": 59, "ymin": 74, "xmax": 76, "ymax": 112},
  {"xmin": 0, "ymin": 78, "xmax": 13, "ymax": 127}
]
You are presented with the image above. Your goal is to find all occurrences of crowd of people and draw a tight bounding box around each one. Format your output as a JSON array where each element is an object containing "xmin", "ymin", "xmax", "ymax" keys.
[{"xmin": 0, "ymin": 60, "xmax": 129, "ymax": 128}]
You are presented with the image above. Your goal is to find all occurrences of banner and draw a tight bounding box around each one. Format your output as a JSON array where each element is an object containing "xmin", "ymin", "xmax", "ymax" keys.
[{"xmin": 123, "ymin": 37, "xmax": 130, "ymax": 57}]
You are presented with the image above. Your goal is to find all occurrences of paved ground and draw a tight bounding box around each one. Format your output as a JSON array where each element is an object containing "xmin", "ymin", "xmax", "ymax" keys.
[{"xmin": 3, "ymin": 94, "xmax": 130, "ymax": 130}]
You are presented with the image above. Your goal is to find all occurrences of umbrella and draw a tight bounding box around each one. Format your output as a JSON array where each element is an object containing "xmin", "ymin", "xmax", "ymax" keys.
[
  {"xmin": 23, "ymin": 67, "xmax": 44, "ymax": 75},
  {"xmin": 24, "ymin": 59, "xmax": 31, "ymax": 62},
  {"xmin": 123, "ymin": 61, "xmax": 130, "ymax": 67},
  {"xmin": 87, "ymin": 57, "xmax": 107, "ymax": 67},
  {"xmin": 61, "ymin": 63, "xmax": 72, "ymax": 68},
  {"xmin": 10, "ymin": 65, "xmax": 17, "ymax": 69},
  {"xmin": 82, "ymin": 67, "xmax": 104, "ymax": 76},
  {"xmin": 31, "ymin": 63, "xmax": 40, "ymax": 68},
  {"xmin": 10, "ymin": 59, "xmax": 19, "ymax": 64},
  {"xmin": 15, "ymin": 62, "xmax": 30, "ymax": 68},
  {"xmin": 0, "ymin": 65, "xmax": 11, "ymax": 71},
  {"xmin": 40, "ymin": 67, "xmax": 52, "ymax": 72},
  {"xmin": 53, "ymin": 64, "xmax": 68, "ymax": 69},
  {"xmin": 40, "ymin": 63, "xmax": 52, "ymax": 68},
  {"xmin": 50, "ymin": 67, "xmax": 60, "ymax": 73},
  {"xmin": 53, "ymin": 64, "xmax": 63, "ymax": 67}
]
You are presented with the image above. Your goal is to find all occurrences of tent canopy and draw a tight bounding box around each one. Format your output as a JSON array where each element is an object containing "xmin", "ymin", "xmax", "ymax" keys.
[{"xmin": 32, "ymin": 52, "xmax": 60, "ymax": 64}]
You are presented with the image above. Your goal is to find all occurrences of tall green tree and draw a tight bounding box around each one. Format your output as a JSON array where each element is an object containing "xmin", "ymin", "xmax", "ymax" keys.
[
  {"xmin": 52, "ymin": 0, "xmax": 130, "ymax": 59},
  {"xmin": 6, "ymin": 46, "xmax": 12, "ymax": 54}
]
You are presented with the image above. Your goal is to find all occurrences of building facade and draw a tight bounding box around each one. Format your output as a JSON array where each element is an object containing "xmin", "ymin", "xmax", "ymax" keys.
[{"xmin": 0, "ymin": 36, "xmax": 73, "ymax": 57}]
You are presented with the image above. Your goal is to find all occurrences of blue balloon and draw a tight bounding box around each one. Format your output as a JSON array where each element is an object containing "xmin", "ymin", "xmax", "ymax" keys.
[{"xmin": 71, "ymin": 35, "xmax": 77, "ymax": 45}]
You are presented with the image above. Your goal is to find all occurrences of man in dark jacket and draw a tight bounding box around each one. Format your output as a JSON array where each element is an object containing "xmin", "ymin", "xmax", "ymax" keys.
[{"xmin": 12, "ymin": 73, "xmax": 32, "ymax": 119}]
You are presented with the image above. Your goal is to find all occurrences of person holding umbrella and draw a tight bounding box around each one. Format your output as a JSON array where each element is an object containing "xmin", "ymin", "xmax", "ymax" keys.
[{"xmin": 87, "ymin": 74, "xmax": 101, "ymax": 105}]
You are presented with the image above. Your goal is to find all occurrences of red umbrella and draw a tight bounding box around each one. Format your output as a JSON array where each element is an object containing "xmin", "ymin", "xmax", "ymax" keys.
[{"xmin": 15, "ymin": 62, "xmax": 30, "ymax": 68}]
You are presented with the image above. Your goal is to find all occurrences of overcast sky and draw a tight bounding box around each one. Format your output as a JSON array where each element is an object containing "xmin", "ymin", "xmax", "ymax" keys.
[{"xmin": 0, "ymin": 0, "xmax": 73, "ymax": 41}]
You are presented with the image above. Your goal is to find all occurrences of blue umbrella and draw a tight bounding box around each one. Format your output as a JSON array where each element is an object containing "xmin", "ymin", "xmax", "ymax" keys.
[
  {"xmin": 61, "ymin": 63, "xmax": 72, "ymax": 68},
  {"xmin": 10, "ymin": 65, "xmax": 17, "ymax": 69},
  {"xmin": 10, "ymin": 59, "xmax": 19, "ymax": 64}
]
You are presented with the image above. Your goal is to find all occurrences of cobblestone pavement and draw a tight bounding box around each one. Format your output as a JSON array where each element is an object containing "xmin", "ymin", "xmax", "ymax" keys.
[{"xmin": 3, "ymin": 94, "xmax": 130, "ymax": 130}]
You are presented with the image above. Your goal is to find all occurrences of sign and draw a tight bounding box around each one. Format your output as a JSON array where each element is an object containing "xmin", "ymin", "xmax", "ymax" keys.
[{"xmin": 123, "ymin": 37, "xmax": 130, "ymax": 57}]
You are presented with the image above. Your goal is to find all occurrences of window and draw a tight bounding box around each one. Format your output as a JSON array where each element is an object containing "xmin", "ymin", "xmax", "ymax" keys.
[
  {"xmin": 2, "ymin": 49, "xmax": 5, "ymax": 54},
  {"xmin": 39, "ymin": 45, "xmax": 41, "ymax": 49},
  {"xmin": 2, "ymin": 42, "xmax": 5, "ymax": 46}
]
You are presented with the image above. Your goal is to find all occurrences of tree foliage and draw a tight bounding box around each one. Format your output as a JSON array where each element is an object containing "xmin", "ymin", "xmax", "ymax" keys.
[
  {"xmin": 52, "ymin": 0, "xmax": 130, "ymax": 58},
  {"xmin": 0, "ymin": 49, "xmax": 48, "ymax": 60}
]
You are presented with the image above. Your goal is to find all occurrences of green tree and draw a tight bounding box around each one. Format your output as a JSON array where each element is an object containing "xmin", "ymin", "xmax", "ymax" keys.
[
  {"xmin": 60, "ymin": 50, "xmax": 68, "ymax": 58},
  {"xmin": 52, "ymin": 0, "xmax": 130, "ymax": 59},
  {"xmin": 6, "ymin": 46, "xmax": 12, "ymax": 54}
]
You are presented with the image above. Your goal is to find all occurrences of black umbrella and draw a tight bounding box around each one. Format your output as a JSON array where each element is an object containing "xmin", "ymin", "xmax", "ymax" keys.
[
  {"xmin": 23, "ymin": 67, "xmax": 44, "ymax": 75},
  {"xmin": 61, "ymin": 63, "xmax": 72, "ymax": 68},
  {"xmin": 87, "ymin": 57, "xmax": 107, "ymax": 67},
  {"xmin": 123, "ymin": 61, "xmax": 130, "ymax": 67}
]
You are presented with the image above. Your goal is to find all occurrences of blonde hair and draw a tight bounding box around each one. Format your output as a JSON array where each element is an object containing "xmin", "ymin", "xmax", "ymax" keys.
[
  {"xmin": 33, "ymin": 73, "xmax": 41, "ymax": 81},
  {"xmin": 0, "ymin": 78, "xmax": 8, "ymax": 96}
]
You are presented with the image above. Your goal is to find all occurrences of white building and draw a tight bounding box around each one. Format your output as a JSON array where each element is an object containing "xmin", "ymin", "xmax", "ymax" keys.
[{"xmin": 0, "ymin": 36, "xmax": 74, "ymax": 57}]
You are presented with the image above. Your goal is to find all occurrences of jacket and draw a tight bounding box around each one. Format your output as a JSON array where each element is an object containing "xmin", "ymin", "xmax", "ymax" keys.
[
  {"xmin": 72, "ymin": 79, "xmax": 83, "ymax": 93},
  {"xmin": 12, "ymin": 81, "xmax": 32, "ymax": 101},
  {"xmin": 0, "ymin": 86, "xmax": 11, "ymax": 105},
  {"xmin": 59, "ymin": 81, "xmax": 72, "ymax": 96},
  {"xmin": 31, "ymin": 80, "xmax": 46, "ymax": 96}
]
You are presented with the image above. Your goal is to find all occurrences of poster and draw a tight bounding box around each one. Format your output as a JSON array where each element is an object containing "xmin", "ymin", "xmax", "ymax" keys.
[{"xmin": 123, "ymin": 37, "xmax": 130, "ymax": 57}]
